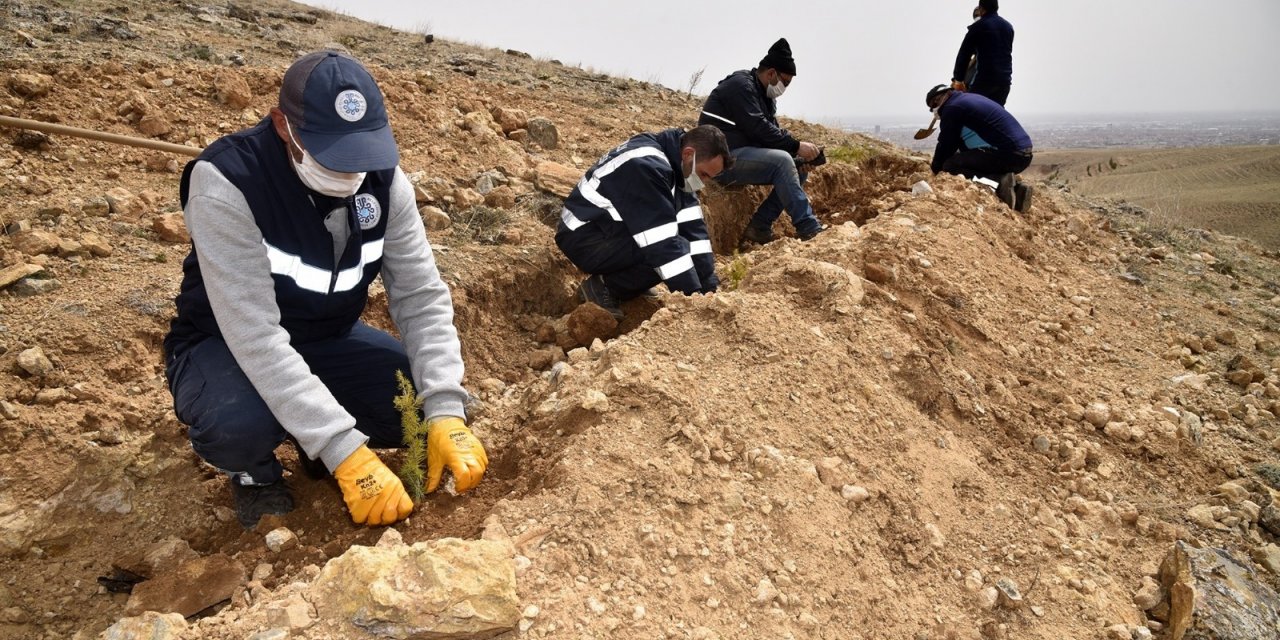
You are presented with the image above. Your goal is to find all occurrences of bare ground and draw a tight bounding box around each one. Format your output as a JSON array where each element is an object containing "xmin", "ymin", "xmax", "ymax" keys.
[{"xmin": 1, "ymin": 2, "xmax": 1279, "ymax": 639}]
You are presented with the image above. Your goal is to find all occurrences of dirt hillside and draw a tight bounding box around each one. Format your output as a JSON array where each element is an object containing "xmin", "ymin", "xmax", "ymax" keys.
[
  {"xmin": 2, "ymin": 2, "xmax": 1280, "ymax": 639},
  {"xmin": 1029, "ymin": 147, "xmax": 1280, "ymax": 249}
]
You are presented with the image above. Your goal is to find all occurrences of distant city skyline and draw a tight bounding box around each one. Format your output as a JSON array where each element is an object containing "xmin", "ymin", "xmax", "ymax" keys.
[{"xmin": 300, "ymin": 0, "xmax": 1280, "ymax": 123}]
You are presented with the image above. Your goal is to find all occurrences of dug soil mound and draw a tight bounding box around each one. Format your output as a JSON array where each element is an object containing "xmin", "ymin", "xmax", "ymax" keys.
[{"xmin": 2, "ymin": 2, "xmax": 1280, "ymax": 639}]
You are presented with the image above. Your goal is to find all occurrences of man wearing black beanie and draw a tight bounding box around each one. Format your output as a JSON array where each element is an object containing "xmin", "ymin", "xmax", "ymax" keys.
[
  {"xmin": 952, "ymin": 0, "xmax": 1015, "ymax": 106},
  {"xmin": 698, "ymin": 38, "xmax": 825, "ymax": 244}
]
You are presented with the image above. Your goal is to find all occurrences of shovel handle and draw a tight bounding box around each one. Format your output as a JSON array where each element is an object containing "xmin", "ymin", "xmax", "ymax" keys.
[{"xmin": 0, "ymin": 115, "xmax": 202, "ymax": 157}]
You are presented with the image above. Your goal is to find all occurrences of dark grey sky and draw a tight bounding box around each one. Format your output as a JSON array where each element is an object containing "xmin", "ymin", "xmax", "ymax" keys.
[{"xmin": 300, "ymin": 1, "xmax": 1280, "ymax": 123}]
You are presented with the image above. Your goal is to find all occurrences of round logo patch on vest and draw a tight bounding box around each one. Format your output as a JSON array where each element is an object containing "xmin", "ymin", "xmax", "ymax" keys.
[
  {"xmin": 354, "ymin": 194, "xmax": 381, "ymax": 230},
  {"xmin": 335, "ymin": 90, "xmax": 367, "ymax": 122}
]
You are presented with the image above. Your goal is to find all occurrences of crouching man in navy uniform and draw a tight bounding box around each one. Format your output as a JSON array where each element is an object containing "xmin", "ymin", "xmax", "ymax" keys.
[
  {"xmin": 163, "ymin": 50, "xmax": 488, "ymax": 528},
  {"xmin": 555, "ymin": 125, "xmax": 731, "ymax": 320}
]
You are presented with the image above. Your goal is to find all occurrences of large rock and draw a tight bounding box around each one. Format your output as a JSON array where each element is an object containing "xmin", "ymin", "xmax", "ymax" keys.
[
  {"xmin": 0, "ymin": 263, "xmax": 43, "ymax": 289},
  {"xmin": 213, "ymin": 71, "xmax": 253, "ymax": 109},
  {"xmin": 567, "ymin": 303, "xmax": 619, "ymax": 347},
  {"xmin": 490, "ymin": 107, "xmax": 527, "ymax": 134},
  {"xmin": 124, "ymin": 554, "xmax": 245, "ymax": 617},
  {"xmin": 1159, "ymin": 541, "xmax": 1280, "ymax": 640},
  {"xmin": 102, "ymin": 611, "xmax": 187, "ymax": 640},
  {"xmin": 533, "ymin": 161, "xmax": 580, "ymax": 198},
  {"xmin": 526, "ymin": 117, "xmax": 559, "ymax": 150},
  {"xmin": 106, "ymin": 187, "xmax": 145, "ymax": 216},
  {"xmin": 152, "ymin": 213, "xmax": 190, "ymax": 243},
  {"xmin": 6, "ymin": 73, "xmax": 53, "ymax": 99},
  {"xmin": 11, "ymin": 230, "xmax": 60, "ymax": 256},
  {"xmin": 310, "ymin": 537, "xmax": 520, "ymax": 639},
  {"xmin": 17, "ymin": 347, "xmax": 54, "ymax": 377},
  {"xmin": 113, "ymin": 538, "xmax": 199, "ymax": 580}
]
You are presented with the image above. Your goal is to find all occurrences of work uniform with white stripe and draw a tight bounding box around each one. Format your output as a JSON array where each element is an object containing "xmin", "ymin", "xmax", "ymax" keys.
[
  {"xmin": 556, "ymin": 128, "xmax": 718, "ymax": 298},
  {"xmin": 163, "ymin": 117, "xmax": 467, "ymax": 485}
]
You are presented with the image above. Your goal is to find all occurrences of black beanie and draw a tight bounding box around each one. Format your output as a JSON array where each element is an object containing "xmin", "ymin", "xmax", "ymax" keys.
[{"xmin": 758, "ymin": 38, "xmax": 796, "ymax": 76}]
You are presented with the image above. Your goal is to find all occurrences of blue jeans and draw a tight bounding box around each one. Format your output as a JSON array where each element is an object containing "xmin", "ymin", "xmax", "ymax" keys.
[
  {"xmin": 715, "ymin": 147, "xmax": 820, "ymax": 236},
  {"xmin": 165, "ymin": 323, "xmax": 412, "ymax": 484}
]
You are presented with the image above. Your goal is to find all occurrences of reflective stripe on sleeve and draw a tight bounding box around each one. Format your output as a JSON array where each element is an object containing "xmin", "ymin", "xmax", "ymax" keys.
[
  {"xmin": 689, "ymin": 240, "xmax": 712, "ymax": 255},
  {"xmin": 560, "ymin": 207, "xmax": 589, "ymax": 231},
  {"xmin": 656, "ymin": 254, "xmax": 695, "ymax": 280},
  {"xmin": 633, "ymin": 221, "xmax": 679, "ymax": 248},
  {"xmin": 676, "ymin": 206, "xmax": 703, "ymax": 223}
]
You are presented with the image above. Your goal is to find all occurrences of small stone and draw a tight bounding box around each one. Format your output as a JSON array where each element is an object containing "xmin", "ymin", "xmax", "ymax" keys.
[
  {"xmin": 1133, "ymin": 576, "xmax": 1162, "ymax": 610},
  {"xmin": 522, "ymin": 604, "xmax": 540, "ymax": 619},
  {"xmin": 102, "ymin": 611, "xmax": 187, "ymax": 640},
  {"xmin": 1084, "ymin": 402, "xmax": 1111, "ymax": 427},
  {"xmin": 1032, "ymin": 435, "xmax": 1051, "ymax": 453},
  {"xmin": 153, "ymin": 214, "xmax": 190, "ymax": 243},
  {"xmin": 994, "ymin": 577, "xmax": 1022, "ymax": 608},
  {"xmin": 911, "ymin": 180, "xmax": 933, "ymax": 195},
  {"xmin": 10, "ymin": 277, "xmax": 61, "ymax": 297},
  {"xmin": 581, "ymin": 390, "xmax": 609, "ymax": 413},
  {"xmin": 963, "ymin": 570, "xmax": 984, "ymax": 592},
  {"xmin": 1103, "ymin": 421, "xmax": 1133, "ymax": 441},
  {"xmin": 420, "ymin": 205, "xmax": 452, "ymax": 231},
  {"xmin": 754, "ymin": 577, "xmax": 780, "ymax": 605},
  {"xmin": 265, "ymin": 527, "xmax": 298, "ymax": 553},
  {"xmin": 842, "ymin": 485, "xmax": 870, "ymax": 503},
  {"xmin": 1104, "ymin": 624, "xmax": 1130, "ymax": 640},
  {"xmin": 252, "ymin": 563, "xmax": 273, "ymax": 581},
  {"xmin": 17, "ymin": 347, "xmax": 54, "ymax": 377},
  {"xmin": 12, "ymin": 230, "xmax": 60, "ymax": 256},
  {"xmin": 1254, "ymin": 544, "xmax": 1280, "ymax": 575},
  {"xmin": 246, "ymin": 630, "xmax": 288, "ymax": 640},
  {"xmin": 976, "ymin": 586, "xmax": 999, "ymax": 610},
  {"xmin": 0, "ymin": 401, "xmax": 18, "ymax": 420},
  {"xmin": 526, "ymin": 117, "xmax": 559, "ymax": 150}
]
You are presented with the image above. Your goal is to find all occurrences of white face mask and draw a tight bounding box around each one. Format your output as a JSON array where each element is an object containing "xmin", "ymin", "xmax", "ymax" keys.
[
  {"xmin": 766, "ymin": 78, "xmax": 787, "ymax": 100},
  {"xmin": 284, "ymin": 119, "xmax": 367, "ymax": 198},
  {"xmin": 683, "ymin": 151, "xmax": 704, "ymax": 193}
]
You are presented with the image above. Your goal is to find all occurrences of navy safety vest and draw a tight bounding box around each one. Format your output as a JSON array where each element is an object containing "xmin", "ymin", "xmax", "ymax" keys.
[{"xmin": 164, "ymin": 117, "xmax": 395, "ymax": 357}]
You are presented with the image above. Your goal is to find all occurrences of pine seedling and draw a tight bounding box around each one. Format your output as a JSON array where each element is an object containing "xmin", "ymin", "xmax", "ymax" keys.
[
  {"xmin": 725, "ymin": 250, "xmax": 750, "ymax": 291},
  {"xmin": 394, "ymin": 370, "xmax": 429, "ymax": 502}
]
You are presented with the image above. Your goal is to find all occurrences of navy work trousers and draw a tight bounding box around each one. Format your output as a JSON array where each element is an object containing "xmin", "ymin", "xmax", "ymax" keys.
[{"xmin": 165, "ymin": 322, "xmax": 410, "ymax": 484}]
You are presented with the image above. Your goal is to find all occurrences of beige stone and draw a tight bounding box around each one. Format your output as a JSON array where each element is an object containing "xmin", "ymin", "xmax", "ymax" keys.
[
  {"xmin": 533, "ymin": 161, "xmax": 581, "ymax": 198},
  {"xmin": 12, "ymin": 230, "xmax": 60, "ymax": 256},
  {"xmin": 213, "ymin": 71, "xmax": 253, "ymax": 109},
  {"xmin": 124, "ymin": 554, "xmax": 245, "ymax": 617},
  {"xmin": 310, "ymin": 537, "xmax": 520, "ymax": 639},
  {"xmin": 102, "ymin": 611, "xmax": 187, "ymax": 640},
  {"xmin": 153, "ymin": 213, "xmax": 190, "ymax": 243}
]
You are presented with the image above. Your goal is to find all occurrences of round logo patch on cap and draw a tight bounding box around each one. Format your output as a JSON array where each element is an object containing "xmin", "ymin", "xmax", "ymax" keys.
[
  {"xmin": 335, "ymin": 90, "xmax": 368, "ymax": 122},
  {"xmin": 354, "ymin": 194, "xmax": 381, "ymax": 230}
]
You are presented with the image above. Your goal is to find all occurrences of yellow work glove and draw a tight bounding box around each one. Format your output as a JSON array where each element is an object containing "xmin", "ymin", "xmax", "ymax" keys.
[
  {"xmin": 426, "ymin": 417, "xmax": 488, "ymax": 493},
  {"xmin": 334, "ymin": 445, "xmax": 413, "ymax": 526}
]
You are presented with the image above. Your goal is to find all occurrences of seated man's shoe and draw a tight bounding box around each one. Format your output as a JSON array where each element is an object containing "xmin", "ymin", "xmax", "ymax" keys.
[
  {"xmin": 578, "ymin": 274, "xmax": 624, "ymax": 321},
  {"xmin": 995, "ymin": 173, "xmax": 1016, "ymax": 209},
  {"xmin": 741, "ymin": 225, "xmax": 774, "ymax": 245},
  {"xmin": 1014, "ymin": 182, "xmax": 1033, "ymax": 213},
  {"xmin": 640, "ymin": 287, "xmax": 663, "ymax": 301},
  {"xmin": 229, "ymin": 477, "xmax": 295, "ymax": 529},
  {"xmin": 798, "ymin": 225, "xmax": 827, "ymax": 242}
]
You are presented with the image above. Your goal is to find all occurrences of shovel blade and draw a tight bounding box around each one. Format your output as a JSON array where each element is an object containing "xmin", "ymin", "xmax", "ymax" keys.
[{"xmin": 913, "ymin": 128, "xmax": 935, "ymax": 140}]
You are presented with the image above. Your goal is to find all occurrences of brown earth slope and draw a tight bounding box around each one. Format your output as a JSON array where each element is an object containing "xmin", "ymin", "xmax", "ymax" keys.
[
  {"xmin": 2, "ymin": 2, "xmax": 1280, "ymax": 639},
  {"xmin": 1029, "ymin": 147, "xmax": 1280, "ymax": 249}
]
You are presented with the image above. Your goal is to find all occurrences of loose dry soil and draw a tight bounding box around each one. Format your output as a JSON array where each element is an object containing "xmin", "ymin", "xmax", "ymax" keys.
[{"xmin": 2, "ymin": 1, "xmax": 1280, "ymax": 639}]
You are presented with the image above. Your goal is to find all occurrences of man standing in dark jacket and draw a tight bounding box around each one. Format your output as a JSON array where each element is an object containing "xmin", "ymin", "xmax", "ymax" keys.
[
  {"xmin": 952, "ymin": 0, "xmax": 1014, "ymax": 106},
  {"xmin": 698, "ymin": 38, "xmax": 823, "ymax": 244},
  {"xmin": 927, "ymin": 84, "xmax": 1033, "ymax": 212},
  {"xmin": 556, "ymin": 125, "xmax": 732, "ymax": 320}
]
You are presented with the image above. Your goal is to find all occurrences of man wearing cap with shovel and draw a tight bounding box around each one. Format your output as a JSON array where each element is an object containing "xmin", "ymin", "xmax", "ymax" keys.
[{"xmin": 163, "ymin": 50, "xmax": 488, "ymax": 528}]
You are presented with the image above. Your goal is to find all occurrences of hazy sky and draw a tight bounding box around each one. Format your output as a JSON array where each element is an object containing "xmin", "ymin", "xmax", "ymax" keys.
[{"xmin": 300, "ymin": 0, "xmax": 1280, "ymax": 123}]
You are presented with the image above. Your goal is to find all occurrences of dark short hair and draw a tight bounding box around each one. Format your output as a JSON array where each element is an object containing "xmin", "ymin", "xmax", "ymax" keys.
[
  {"xmin": 979, "ymin": 0, "xmax": 998, "ymax": 12},
  {"xmin": 682, "ymin": 125, "xmax": 734, "ymax": 171}
]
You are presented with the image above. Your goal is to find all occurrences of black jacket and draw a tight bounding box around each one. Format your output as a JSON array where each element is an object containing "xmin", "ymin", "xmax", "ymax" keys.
[
  {"xmin": 953, "ymin": 12, "xmax": 1014, "ymax": 90},
  {"xmin": 559, "ymin": 129, "xmax": 717, "ymax": 295},
  {"xmin": 698, "ymin": 69, "xmax": 800, "ymax": 154}
]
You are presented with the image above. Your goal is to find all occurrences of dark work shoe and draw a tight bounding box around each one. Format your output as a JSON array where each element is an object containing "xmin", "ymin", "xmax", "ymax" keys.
[
  {"xmin": 741, "ymin": 225, "xmax": 773, "ymax": 245},
  {"xmin": 798, "ymin": 225, "xmax": 826, "ymax": 242},
  {"xmin": 1014, "ymin": 182, "xmax": 1033, "ymax": 213},
  {"xmin": 229, "ymin": 478, "xmax": 295, "ymax": 529},
  {"xmin": 578, "ymin": 274, "xmax": 624, "ymax": 321},
  {"xmin": 995, "ymin": 173, "xmax": 1016, "ymax": 209}
]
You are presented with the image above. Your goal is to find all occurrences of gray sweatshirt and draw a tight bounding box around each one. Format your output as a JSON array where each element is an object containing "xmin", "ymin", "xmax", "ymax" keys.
[{"xmin": 184, "ymin": 161, "xmax": 467, "ymax": 472}]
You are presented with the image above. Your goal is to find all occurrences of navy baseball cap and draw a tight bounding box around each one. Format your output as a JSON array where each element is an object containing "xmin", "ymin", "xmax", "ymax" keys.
[{"xmin": 279, "ymin": 50, "xmax": 399, "ymax": 172}]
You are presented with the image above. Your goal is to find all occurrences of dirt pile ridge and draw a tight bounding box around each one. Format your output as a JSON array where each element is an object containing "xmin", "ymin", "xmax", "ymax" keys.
[{"xmin": 1, "ymin": 1, "xmax": 1280, "ymax": 639}]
